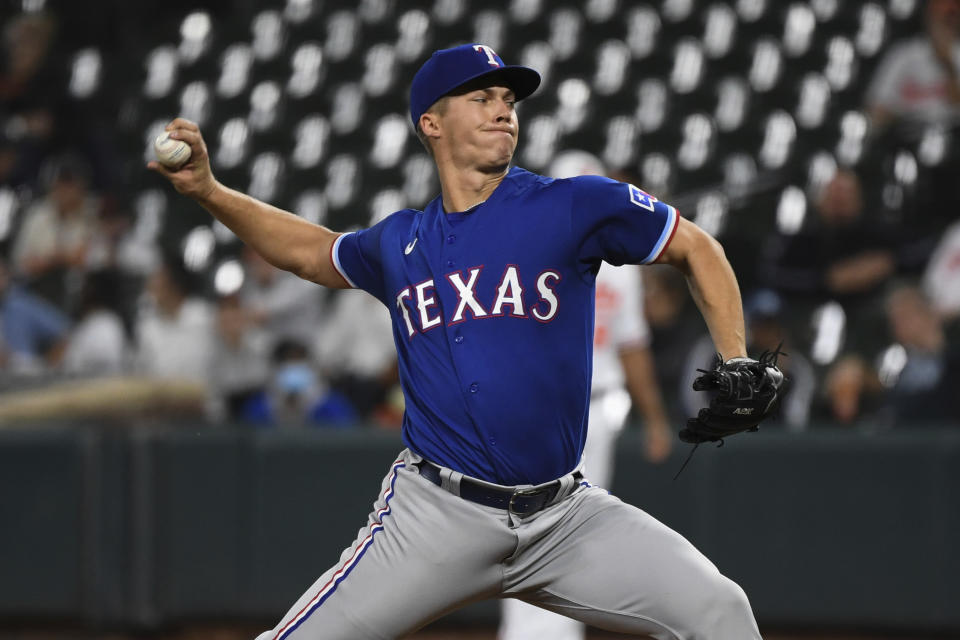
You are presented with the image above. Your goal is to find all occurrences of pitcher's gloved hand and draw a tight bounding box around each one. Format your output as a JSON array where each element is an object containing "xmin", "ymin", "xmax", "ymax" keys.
[{"xmin": 680, "ymin": 349, "xmax": 787, "ymax": 445}]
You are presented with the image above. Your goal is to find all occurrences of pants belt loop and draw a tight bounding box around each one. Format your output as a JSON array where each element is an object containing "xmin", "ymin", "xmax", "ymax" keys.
[
  {"xmin": 553, "ymin": 472, "xmax": 575, "ymax": 505},
  {"xmin": 439, "ymin": 467, "xmax": 463, "ymax": 497}
]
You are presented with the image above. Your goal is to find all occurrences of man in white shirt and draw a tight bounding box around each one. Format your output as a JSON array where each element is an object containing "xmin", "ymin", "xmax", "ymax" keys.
[
  {"xmin": 866, "ymin": 0, "xmax": 960, "ymax": 130},
  {"xmin": 135, "ymin": 255, "xmax": 214, "ymax": 383},
  {"xmin": 498, "ymin": 151, "xmax": 673, "ymax": 640}
]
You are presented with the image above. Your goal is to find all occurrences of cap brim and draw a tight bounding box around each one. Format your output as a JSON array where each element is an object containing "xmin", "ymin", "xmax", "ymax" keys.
[{"xmin": 446, "ymin": 65, "xmax": 541, "ymax": 102}]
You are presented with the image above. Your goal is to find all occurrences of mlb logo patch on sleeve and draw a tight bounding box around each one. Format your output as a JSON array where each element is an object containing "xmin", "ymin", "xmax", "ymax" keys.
[{"xmin": 628, "ymin": 184, "xmax": 657, "ymax": 212}]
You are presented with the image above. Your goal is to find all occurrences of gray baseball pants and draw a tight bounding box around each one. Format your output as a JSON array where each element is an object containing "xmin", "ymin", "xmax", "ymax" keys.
[{"xmin": 254, "ymin": 448, "xmax": 761, "ymax": 640}]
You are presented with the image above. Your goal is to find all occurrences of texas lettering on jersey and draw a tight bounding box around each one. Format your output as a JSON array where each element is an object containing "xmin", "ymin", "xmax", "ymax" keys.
[
  {"xmin": 395, "ymin": 265, "xmax": 561, "ymax": 337},
  {"xmin": 332, "ymin": 168, "xmax": 678, "ymax": 484}
]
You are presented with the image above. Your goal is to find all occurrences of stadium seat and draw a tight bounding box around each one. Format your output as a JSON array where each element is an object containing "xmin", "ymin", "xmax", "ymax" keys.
[{"xmin": 67, "ymin": 0, "xmax": 921, "ymax": 278}]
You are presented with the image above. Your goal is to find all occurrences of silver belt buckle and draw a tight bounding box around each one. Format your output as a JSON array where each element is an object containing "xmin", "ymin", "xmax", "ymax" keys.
[{"xmin": 508, "ymin": 486, "xmax": 548, "ymax": 515}]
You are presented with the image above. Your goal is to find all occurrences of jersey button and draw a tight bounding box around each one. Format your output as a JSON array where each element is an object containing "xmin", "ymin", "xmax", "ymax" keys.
[
  {"xmin": 446, "ymin": 234, "xmax": 456, "ymax": 244},
  {"xmin": 446, "ymin": 259, "xmax": 455, "ymax": 268},
  {"xmin": 469, "ymin": 382, "xmax": 479, "ymax": 393},
  {"xmin": 455, "ymin": 335, "xmax": 464, "ymax": 344},
  {"xmin": 488, "ymin": 437, "xmax": 496, "ymax": 445}
]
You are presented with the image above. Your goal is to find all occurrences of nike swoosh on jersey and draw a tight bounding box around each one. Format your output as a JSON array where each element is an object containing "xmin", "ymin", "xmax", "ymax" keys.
[{"xmin": 404, "ymin": 238, "xmax": 418, "ymax": 254}]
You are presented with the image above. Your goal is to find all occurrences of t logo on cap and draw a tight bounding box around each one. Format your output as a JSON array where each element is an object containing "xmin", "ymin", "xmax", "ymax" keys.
[{"xmin": 473, "ymin": 45, "xmax": 501, "ymax": 67}]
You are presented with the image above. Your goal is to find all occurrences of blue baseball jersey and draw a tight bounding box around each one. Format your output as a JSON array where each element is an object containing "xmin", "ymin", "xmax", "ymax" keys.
[{"xmin": 333, "ymin": 167, "xmax": 678, "ymax": 485}]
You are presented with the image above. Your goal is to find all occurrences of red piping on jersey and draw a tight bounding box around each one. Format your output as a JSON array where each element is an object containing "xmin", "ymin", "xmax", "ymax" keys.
[{"xmin": 651, "ymin": 209, "xmax": 680, "ymax": 263}]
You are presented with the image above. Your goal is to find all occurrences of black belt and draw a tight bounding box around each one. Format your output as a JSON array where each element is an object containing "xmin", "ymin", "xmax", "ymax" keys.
[{"xmin": 415, "ymin": 460, "xmax": 581, "ymax": 516}]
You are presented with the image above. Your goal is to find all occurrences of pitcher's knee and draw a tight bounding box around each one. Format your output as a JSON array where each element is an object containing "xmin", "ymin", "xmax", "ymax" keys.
[{"xmin": 688, "ymin": 576, "xmax": 759, "ymax": 639}]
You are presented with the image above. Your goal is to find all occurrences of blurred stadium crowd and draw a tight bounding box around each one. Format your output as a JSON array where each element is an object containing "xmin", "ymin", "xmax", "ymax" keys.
[{"xmin": 1, "ymin": 0, "xmax": 959, "ymax": 430}]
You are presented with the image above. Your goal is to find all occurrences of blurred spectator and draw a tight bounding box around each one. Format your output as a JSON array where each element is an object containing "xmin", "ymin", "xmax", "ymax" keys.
[
  {"xmin": 642, "ymin": 263, "xmax": 706, "ymax": 423},
  {"xmin": 240, "ymin": 245, "xmax": 327, "ymax": 351},
  {"xmin": 762, "ymin": 169, "xmax": 896, "ymax": 302},
  {"xmin": 683, "ymin": 289, "xmax": 817, "ymax": 431},
  {"xmin": 759, "ymin": 168, "xmax": 899, "ymax": 353},
  {"xmin": 134, "ymin": 252, "xmax": 213, "ymax": 383},
  {"xmin": 315, "ymin": 289, "xmax": 399, "ymax": 424},
  {"xmin": 85, "ymin": 194, "xmax": 163, "ymax": 280},
  {"xmin": 11, "ymin": 153, "xmax": 99, "ymax": 308},
  {"xmin": 0, "ymin": 253, "xmax": 69, "ymax": 373},
  {"xmin": 59, "ymin": 268, "xmax": 128, "ymax": 375},
  {"xmin": 864, "ymin": 0, "xmax": 960, "ymax": 241},
  {"xmin": 84, "ymin": 195, "xmax": 132, "ymax": 269},
  {"xmin": 922, "ymin": 219, "xmax": 960, "ymax": 324},
  {"xmin": 822, "ymin": 283, "xmax": 960, "ymax": 427},
  {"xmin": 881, "ymin": 283, "xmax": 960, "ymax": 426},
  {"xmin": 266, "ymin": 338, "xmax": 355, "ymax": 427},
  {"xmin": 0, "ymin": 12, "xmax": 60, "ymax": 188},
  {"xmin": 865, "ymin": 0, "xmax": 960, "ymax": 132},
  {"xmin": 821, "ymin": 353, "xmax": 882, "ymax": 426},
  {"xmin": 82, "ymin": 195, "xmax": 151, "ymax": 330},
  {"xmin": 208, "ymin": 293, "xmax": 271, "ymax": 422}
]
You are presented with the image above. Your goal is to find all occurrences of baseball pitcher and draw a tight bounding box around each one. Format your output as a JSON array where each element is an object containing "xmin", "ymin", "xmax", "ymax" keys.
[{"xmin": 150, "ymin": 44, "xmax": 783, "ymax": 640}]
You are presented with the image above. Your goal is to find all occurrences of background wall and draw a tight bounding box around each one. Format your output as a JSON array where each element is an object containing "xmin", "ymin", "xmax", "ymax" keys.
[{"xmin": 2, "ymin": 425, "xmax": 958, "ymax": 635}]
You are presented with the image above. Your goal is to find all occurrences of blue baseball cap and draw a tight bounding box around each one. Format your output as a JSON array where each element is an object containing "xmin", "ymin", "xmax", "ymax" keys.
[{"xmin": 409, "ymin": 43, "xmax": 541, "ymax": 127}]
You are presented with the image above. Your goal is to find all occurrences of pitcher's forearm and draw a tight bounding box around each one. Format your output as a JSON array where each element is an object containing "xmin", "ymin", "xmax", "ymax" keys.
[
  {"xmin": 148, "ymin": 118, "xmax": 347, "ymax": 287},
  {"xmin": 658, "ymin": 218, "xmax": 747, "ymax": 361},
  {"xmin": 685, "ymin": 249, "xmax": 746, "ymax": 361},
  {"xmin": 196, "ymin": 181, "xmax": 340, "ymax": 284}
]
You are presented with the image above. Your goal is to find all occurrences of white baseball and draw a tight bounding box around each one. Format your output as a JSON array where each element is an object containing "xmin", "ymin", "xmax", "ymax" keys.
[{"xmin": 154, "ymin": 131, "xmax": 192, "ymax": 169}]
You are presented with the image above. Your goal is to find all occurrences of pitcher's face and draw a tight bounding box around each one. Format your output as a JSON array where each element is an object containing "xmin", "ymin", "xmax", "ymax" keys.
[{"xmin": 435, "ymin": 85, "xmax": 519, "ymax": 172}]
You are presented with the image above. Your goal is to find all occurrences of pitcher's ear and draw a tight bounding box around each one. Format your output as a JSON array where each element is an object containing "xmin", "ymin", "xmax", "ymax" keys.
[{"xmin": 419, "ymin": 111, "xmax": 442, "ymax": 138}]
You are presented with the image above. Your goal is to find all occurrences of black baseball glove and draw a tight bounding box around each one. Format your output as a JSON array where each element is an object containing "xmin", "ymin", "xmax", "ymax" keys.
[{"xmin": 680, "ymin": 349, "xmax": 787, "ymax": 445}]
